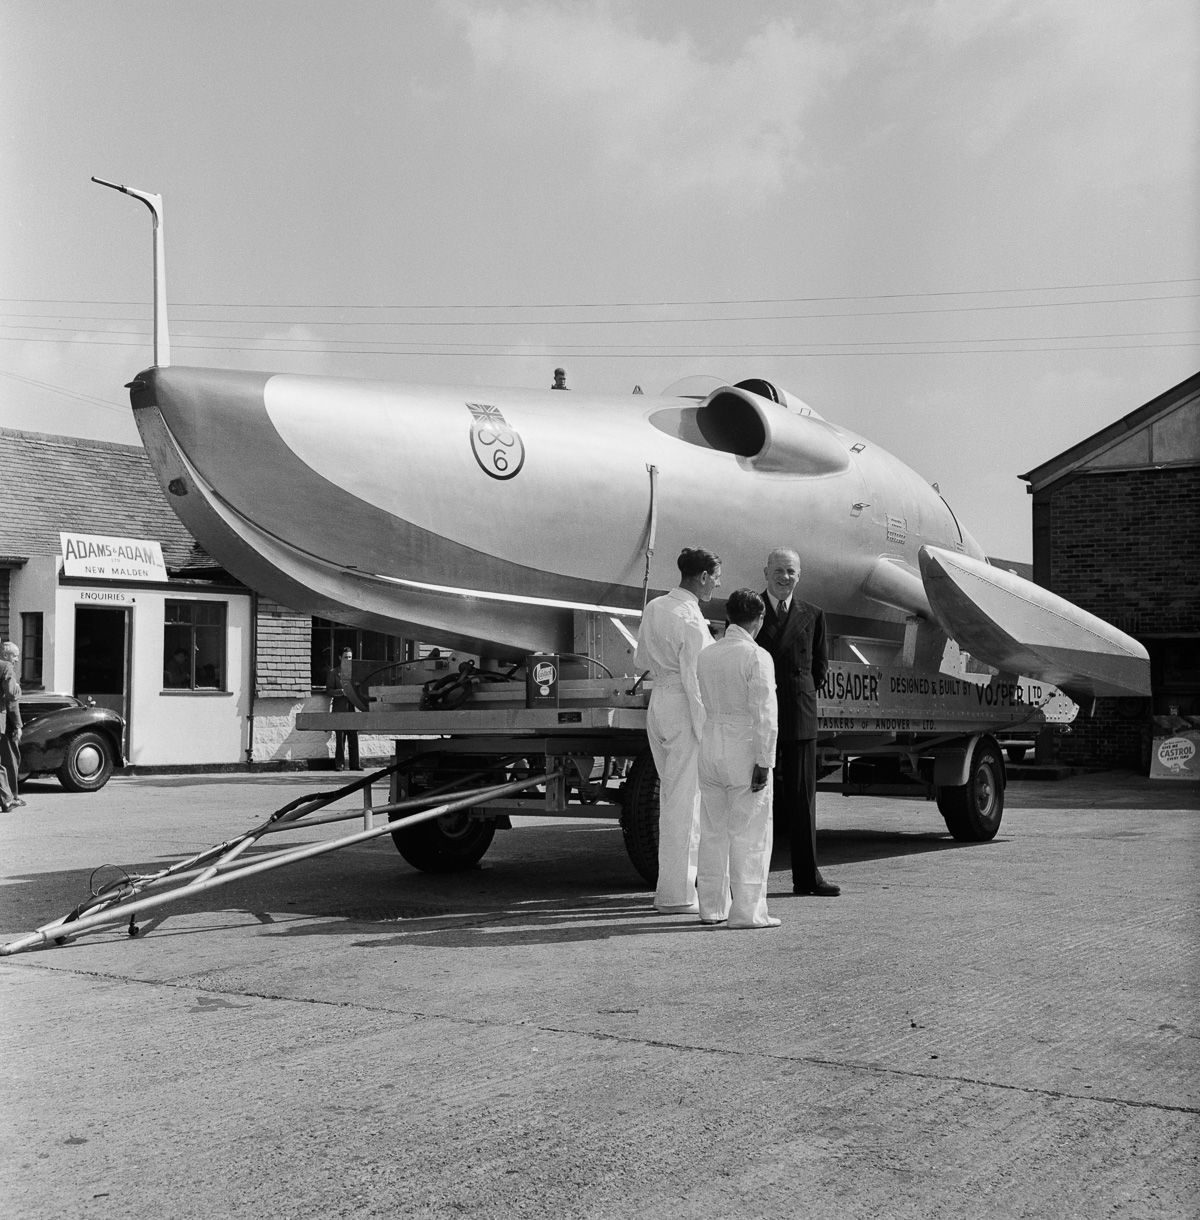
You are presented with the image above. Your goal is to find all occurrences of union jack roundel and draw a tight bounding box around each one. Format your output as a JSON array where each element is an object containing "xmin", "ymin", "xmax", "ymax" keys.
[{"xmin": 467, "ymin": 402, "xmax": 525, "ymax": 480}]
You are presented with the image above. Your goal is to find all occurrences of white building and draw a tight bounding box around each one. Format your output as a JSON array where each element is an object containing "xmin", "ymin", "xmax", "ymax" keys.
[{"xmin": 0, "ymin": 427, "xmax": 424, "ymax": 770}]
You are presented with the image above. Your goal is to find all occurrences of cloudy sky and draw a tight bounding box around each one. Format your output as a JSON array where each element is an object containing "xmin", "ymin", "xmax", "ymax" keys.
[{"xmin": 2, "ymin": 0, "xmax": 1197, "ymax": 560}]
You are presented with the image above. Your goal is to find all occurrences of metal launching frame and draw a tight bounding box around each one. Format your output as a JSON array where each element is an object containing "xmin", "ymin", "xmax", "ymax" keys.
[{"xmin": 0, "ymin": 763, "xmax": 556, "ymax": 956}]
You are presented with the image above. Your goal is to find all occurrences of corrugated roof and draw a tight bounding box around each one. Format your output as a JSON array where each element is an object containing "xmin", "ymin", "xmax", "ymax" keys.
[{"xmin": 0, "ymin": 427, "xmax": 214, "ymax": 572}]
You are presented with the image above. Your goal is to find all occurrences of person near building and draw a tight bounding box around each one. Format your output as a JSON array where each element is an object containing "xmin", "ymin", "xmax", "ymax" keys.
[
  {"xmin": 635, "ymin": 546, "xmax": 721, "ymax": 913},
  {"xmin": 325, "ymin": 646, "xmax": 361, "ymax": 771},
  {"xmin": 696, "ymin": 589, "xmax": 779, "ymax": 929},
  {"xmin": 757, "ymin": 547, "xmax": 839, "ymax": 897},
  {"xmin": 0, "ymin": 642, "xmax": 24, "ymax": 810},
  {"xmin": 164, "ymin": 647, "xmax": 190, "ymax": 688}
]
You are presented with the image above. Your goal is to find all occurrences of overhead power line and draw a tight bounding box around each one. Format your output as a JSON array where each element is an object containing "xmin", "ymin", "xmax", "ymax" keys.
[
  {"xmin": 0, "ymin": 368, "xmax": 128, "ymax": 413},
  {"xmin": 1, "ymin": 293, "xmax": 1196, "ymax": 330},
  {"xmin": 0, "ymin": 276, "xmax": 1196, "ymax": 312},
  {"xmin": 3, "ymin": 324, "xmax": 1196, "ymax": 349},
  {"xmin": 3, "ymin": 335, "xmax": 1197, "ymax": 357}
]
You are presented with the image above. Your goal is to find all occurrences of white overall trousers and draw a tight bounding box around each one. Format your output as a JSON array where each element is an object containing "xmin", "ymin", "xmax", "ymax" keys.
[
  {"xmin": 695, "ymin": 624, "xmax": 778, "ymax": 928},
  {"xmin": 636, "ymin": 587, "xmax": 711, "ymax": 913},
  {"xmin": 646, "ymin": 676, "xmax": 703, "ymax": 910}
]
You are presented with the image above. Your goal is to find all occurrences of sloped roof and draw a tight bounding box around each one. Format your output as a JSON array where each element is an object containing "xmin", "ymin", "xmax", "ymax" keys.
[
  {"xmin": 1021, "ymin": 370, "xmax": 1200, "ymax": 492},
  {"xmin": 0, "ymin": 427, "xmax": 214, "ymax": 572}
]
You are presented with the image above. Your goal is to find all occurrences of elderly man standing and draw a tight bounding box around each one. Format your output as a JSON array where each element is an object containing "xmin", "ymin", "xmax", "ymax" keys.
[
  {"xmin": 696, "ymin": 589, "xmax": 779, "ymax": 929},
  {"xmin": 758, "ymin": 548, "xmax": 838, "ymax": 896},
  {"xmin": 0, "ymin": 642, "xmax": 23, "ymax": 811},
  {"xmin": 635, "ymin": 547, "xmax": 721, "ymax": 914}
]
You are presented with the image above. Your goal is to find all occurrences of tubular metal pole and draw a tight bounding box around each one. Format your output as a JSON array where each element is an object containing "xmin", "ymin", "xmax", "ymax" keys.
[
  {"xmin": 27, "ymin": 795, "xmax": 457, "ymax": 936},
  {"xmin": 44, "ymin": 765, "xmax": 423, "ymax": 931},
  {"xmin": 91, "ymin": 176, "xmax": 170, "ymax": 367},
  {"xmin": 1, "ymin": 774, "xmax": 547, "ymax": 956}
]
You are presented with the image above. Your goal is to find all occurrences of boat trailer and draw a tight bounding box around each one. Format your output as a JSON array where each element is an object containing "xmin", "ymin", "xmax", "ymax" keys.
[{"xmin": 2, "ymin": 649, "xmax": 1073, "ymax": 955}]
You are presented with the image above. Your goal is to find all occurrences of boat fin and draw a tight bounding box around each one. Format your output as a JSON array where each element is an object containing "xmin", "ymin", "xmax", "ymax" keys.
[{"xmin": 917, "ymin": 546, "xmax": 1150, "ymax": 698}]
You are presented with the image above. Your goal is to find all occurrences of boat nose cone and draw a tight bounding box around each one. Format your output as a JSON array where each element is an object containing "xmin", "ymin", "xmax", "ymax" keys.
[
  {"xmin": 131, "ymin": 365, "xmax": 412, "ymax": 574},
  {"xmin": 132, "ymin": 366, "xmax": 276, "ymax": 488}
]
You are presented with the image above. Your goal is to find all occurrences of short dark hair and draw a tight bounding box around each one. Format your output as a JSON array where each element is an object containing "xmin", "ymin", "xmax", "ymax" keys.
[
  {"xmin": 725, "ymin": 588, "xmax": 764, "ymax": 626},
  {"xmin": 677, "ymin": 547, "xmax": 720, "ymax": 578}
]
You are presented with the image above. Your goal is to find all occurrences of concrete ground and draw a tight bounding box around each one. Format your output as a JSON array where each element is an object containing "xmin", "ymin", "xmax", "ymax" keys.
[{"xmin": 1, "ymin": 768, "xmax": 1196, "ymax": 1219}]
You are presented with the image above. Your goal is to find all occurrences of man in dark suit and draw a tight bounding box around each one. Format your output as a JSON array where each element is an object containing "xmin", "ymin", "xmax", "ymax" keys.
[
  {"xmin": 758, "ymin": 548, "xmax": 839, "ymax": 897},
  {"xmin": 0, "ymin": 642, "xmax": 23, "ymax": 811},
  {"xmin": 326, "ymin": 646, "xmax": 361, "ymax": 771}
]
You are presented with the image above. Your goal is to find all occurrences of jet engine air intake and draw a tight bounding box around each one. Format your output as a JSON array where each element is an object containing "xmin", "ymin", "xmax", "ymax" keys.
[{"xmin": 695, "ymin": 383, "xmax": 849, "ymax": 476}]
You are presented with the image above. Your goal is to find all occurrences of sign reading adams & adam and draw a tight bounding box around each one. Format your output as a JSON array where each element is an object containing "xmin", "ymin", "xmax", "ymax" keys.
[{"xmin": 60, "ymin": 533, "xmax": 167, "ymax": 582}]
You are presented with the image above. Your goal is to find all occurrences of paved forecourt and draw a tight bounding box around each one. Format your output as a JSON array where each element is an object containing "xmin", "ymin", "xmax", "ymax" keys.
[{"xmin": 1, "ymin": 768, "xmax": 1196, "ymax": 1219}]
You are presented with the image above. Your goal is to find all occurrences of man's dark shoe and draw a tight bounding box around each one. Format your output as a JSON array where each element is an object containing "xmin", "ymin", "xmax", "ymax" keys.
[{"xmin": 793, "ymin": 877, "xmax": 840, "ymax": 897}]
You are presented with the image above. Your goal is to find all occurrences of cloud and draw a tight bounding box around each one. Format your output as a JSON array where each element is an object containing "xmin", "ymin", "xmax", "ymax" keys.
[
  {"xmin": 440, "ymin": 2, "xmax": 849, "ymax": 204},
  {"xmin": 890, "ymin": 0, "xmax": 1198, "ymax": 185}
]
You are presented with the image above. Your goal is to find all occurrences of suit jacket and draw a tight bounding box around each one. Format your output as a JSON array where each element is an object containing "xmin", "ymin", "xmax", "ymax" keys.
[
  {"xmin": 0, "ymin": 660, "xmax": 21, "ymax": 737},
  {"xmin": 326, "ymin": 665, "xmax": 359, "ymax": 715},
  {"xmin": 757, "ymin": 594, "xmax": 827, "ymax": 741}
]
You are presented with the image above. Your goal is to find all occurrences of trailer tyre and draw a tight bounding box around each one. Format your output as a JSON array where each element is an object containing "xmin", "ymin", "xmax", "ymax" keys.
[
  {"xmin": 390, "ymin": 811, "xmax": 497, "ymax": 873},
  {"xmin": 937, "ymin": 738, "xmax": 1005, "ymax": 841},
  {"xmin": 57, "ymin": 731, "xmax": 115, "ymax": 793},
  {"xmin": 620, "ymin": 749, "xmax": 659, "ymax": 885}
]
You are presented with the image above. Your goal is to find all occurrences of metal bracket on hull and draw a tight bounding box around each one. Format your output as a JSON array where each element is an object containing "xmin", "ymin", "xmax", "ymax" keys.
[{"xmin": 641, "ymin": 463, "xmax": 659, "ymax": 612}]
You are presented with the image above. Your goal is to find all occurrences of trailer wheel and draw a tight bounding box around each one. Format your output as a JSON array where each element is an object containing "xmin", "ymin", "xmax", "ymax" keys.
[
  {"xmin": 390, "ymin": 810, "xmax": 497, "ymax": 873},
  {"xmin": 620, "ymin": 749, "xmax": 659, "ymax": 885},
  {"xmin": 937, "ymin": 738, "xmax": 1005, "ymax": 841}
]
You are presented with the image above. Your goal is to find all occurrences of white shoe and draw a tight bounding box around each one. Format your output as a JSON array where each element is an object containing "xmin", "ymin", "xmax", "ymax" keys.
[
  {"xmin": 654, "ymin": 902, "xmax": 700, "ymax": 915},
  {"xmin": 728, "ymin": 916, "xmax": 781, "ymax": 929}
]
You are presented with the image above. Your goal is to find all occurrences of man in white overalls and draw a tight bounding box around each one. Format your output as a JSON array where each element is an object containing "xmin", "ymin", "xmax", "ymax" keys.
[
  {"xmin": 695, "ymin": 589, "xmax": 780, "ymax": 929},
  {"xmin": 635, "ymin": 547, "xmax": 721, "ymax": 913}
]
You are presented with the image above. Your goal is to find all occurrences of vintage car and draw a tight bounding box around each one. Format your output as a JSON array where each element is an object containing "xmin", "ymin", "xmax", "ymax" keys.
[{"xmin": 16, "ymin": 693, "xmax": 125, "ymax": 792}]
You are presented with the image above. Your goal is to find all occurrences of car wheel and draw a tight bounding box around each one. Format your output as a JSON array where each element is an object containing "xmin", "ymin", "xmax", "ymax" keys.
[{"xmin": 57, "ymin": 731, "xmax": 115, "ymax": 793}]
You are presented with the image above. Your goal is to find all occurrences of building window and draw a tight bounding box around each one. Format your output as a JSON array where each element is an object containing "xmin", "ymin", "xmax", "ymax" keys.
[
  {"xmin": 1149, "ymin": 637, "xmax": 1200, "ymax": 717},
  {"xmin": 164, "ymin": 601, "xmax": 227, "ymax": 690},
  {"xmin": 20, "ymin": 612, "xmax": 43, "ymax": 688},
  {"xmin": 310, "ymin": 618, "xmax": 410, "ymax": 688}
]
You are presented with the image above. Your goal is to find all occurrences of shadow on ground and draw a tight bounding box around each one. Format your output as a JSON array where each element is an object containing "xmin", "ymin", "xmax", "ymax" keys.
[{"xmin": 1, "ymin": 810, "xmax": 980, "ymax": 955}]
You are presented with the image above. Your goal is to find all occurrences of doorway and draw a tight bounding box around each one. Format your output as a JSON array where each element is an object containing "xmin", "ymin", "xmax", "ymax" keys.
[{"xmin": 73, "ymin": 606, "xmax": 131, "ymax": 751}]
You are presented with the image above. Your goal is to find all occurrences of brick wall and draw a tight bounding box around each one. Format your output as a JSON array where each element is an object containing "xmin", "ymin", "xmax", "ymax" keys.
[
  {"xmin": 255, "ymin": 598, "xmax": 313, "ymax": 697},
  {"xmin": 1040, "ymin": 466, "xmax": 1200, "ymax": 768},
  {"xmin": 1046, "ymin": 467, "xmax": 1200, "ymax": 637},
  {"xmin": 0, "ymin": 569, "xmax": 8, "ymax": 642}
]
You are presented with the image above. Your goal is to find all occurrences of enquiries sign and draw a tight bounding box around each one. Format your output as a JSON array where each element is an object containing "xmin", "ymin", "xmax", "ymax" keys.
[{"xmin": 60, "ymin": 532, "xmax": 167, "ymax": 582}]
